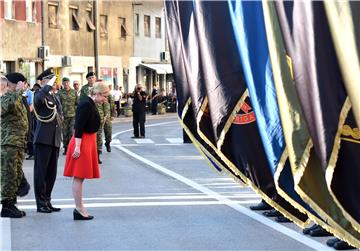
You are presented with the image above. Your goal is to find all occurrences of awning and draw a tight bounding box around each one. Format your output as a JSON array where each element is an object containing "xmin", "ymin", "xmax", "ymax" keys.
[{"xmin": 141, "ymin": 63, "xmax": 173, "ymax": 74}]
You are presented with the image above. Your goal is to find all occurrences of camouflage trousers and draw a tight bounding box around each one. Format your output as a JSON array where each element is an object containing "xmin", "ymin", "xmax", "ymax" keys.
[
  {"xmin": 1, "ymin": 145, "xmax": 25, "ymax": 201},
  {"xmin": 96, "ymin": 124, "xmax": 104, "ymax": 154},
  {"xmin": 62, "ymin": 116, "xmax": 75, "ymax": 149},
  {"xmin": 104, "ymin": 119, "xmax": 112, "ymax": 144}
]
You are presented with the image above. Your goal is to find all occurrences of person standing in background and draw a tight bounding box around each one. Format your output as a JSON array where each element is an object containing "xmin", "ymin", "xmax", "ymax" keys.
[
  {"xmin": 131, "ymin": 84, "xmax": 147, "ymax": 138},
  {"xmin": 58, "ymin": 77, "xmax": 78, "ymax": 155},
  {"xmin": 73, "ymin": 80, "xmax": 81, "ymax": 97},
  {"xmin": 151, "ymin": 84, "xmax": 159, "ymax": 115}
]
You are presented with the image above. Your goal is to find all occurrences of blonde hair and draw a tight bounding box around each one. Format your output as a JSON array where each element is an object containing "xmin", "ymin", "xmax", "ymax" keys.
[{"xmin": 91, "ymin": 81, "xmax": 109, "ymax": 95}]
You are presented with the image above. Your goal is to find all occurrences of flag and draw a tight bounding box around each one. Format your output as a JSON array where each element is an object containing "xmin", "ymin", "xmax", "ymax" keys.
[
  {"xmin": 192, "ymin": 0, "xmax": 307, "ymax": 225},
  {"xmin": 165, "ymin": 0, "xmax": 230, "ymax": 175},
  {"xmin": 263, "ymin": 0, "xmax": 360, "ymax": 246},
  {"xmin": 275, "ymin": 1, "xmax": 360, "ymax": 245},
  {"xmin": 324, "ymin": 1, "xmax": 360, "ymax": 128},
  {"xmin": 227, "ymin": 1, "xmax": 321, "ymax": 226}
]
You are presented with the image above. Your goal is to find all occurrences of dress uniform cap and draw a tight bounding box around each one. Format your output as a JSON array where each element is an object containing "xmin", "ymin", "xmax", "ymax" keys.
[
  {"xmin": 37, "ymin": 68, "xmax": 55, "ymax": 81},
  {"xmin": 62, "ymin": 77, "xmax": 70, "ymax": 82},
  {"xmin": 5, "ymin": 72, "xmax": 26, "ymax": 84},
  {"xmin": 86, "ymin": 72, "xmax": 96, "ymax": 78}
]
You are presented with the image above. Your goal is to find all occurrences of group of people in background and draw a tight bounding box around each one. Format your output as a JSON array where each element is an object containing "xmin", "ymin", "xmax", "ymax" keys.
[{"xmin": 1, "ymin": 68, "xmax": 176, "ymax": 220}]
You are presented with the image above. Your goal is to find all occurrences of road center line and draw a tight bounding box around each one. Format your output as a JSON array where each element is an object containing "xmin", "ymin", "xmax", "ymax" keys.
[{"xmin": 114, "ymin": 143, "xmax": 331, "ymax": 251}]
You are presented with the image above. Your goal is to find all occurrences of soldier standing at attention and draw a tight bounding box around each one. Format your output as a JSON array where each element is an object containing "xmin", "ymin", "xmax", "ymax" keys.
[
  {"xmin": 1, "ymin": 73, "xmax": 28, "ymax": 218},
  {"xmin": 103, "ymin": 85, "xmax": 116, "ymax": 152},
  {"xmin": 33, "ymin": 68, "xmax": 63, "ymax": 213},
  {"xmin": 58, "ymin": 77, "xmax": 78, "ymax": 155},
  {"xmin": 79, "ymin": 72, "xmax": 96, "ymax": 101}
]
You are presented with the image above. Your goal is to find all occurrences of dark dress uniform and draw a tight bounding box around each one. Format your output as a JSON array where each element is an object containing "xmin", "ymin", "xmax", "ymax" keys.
[
  {"xmin": 132, "ymin": 90, "xmax": 147, "ymax": 138},
  {"xmin": 33, "ymin": 69, "xmax": 63, "ymax": 213}
]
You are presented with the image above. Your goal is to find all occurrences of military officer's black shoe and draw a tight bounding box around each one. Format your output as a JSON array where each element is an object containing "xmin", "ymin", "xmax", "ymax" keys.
[
  {"xmin": 333, "ymin": 240, "xmax": 356, "ymax": 250},
  {"xmin": 326, "ymin": 238, "xmax": 341, "ymax": 247},
  {"xmin": 275, "ymin": 215, "xmax": 291, "ymax": 223},
  {"xmin": 303, "ymin": 224, "xmax": 318, "ymax": 235},
  {"xmin": 105, "ymin": 142, "xmax": 111, "ymax": 152},
  {"xmin": 47, "ymin": 203, "xmax": 61, "ymax": 212},
  {"xmin": 250, "ymin": 200, "xmax": 272, "ymax": 211},
  {"xmin": 263, "ymin": 209, "xmax": 282, "ymax": 217},
  {"xmin": 309, "ymin": 225, "xmax": 332, "ymax": 237},
  {"xmin": 37, "ymin": 206, "xmax": 52, "ymax": 213}
]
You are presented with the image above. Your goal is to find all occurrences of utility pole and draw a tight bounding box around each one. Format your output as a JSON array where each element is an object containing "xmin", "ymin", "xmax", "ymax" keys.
[
  {"xmin": 41, "ymin": 0, "xmax": 46, "ymax": 70},
  {"xmin": 93, "ymin": 0, "xmax": 99, "ymax": 76}
]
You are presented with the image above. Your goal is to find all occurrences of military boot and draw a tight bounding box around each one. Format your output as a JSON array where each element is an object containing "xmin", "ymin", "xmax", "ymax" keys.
[
  {"xmin": 1, "ymin": 199, "xmax": 24, "ymax": 218},
  {"xmin": 16, "ymin": 175, "xmax": 30, "ymax": 197},
  {"xmin": 98, "ymin": 153, "xmax": 102, "ymax": 164},
  {"xmin": 105, "ymin": 142, "xmax": 111, "ymax": 152}
]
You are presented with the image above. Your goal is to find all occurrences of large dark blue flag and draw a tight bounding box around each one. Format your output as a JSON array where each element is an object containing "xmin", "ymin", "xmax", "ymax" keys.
[{"xmin": 227, "ymin": 1, "xmax": 320, "ymax": 226}]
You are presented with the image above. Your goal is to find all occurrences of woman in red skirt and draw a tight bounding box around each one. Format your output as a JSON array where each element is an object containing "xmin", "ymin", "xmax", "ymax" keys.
[{"xmin": 63, "ymin": 80, "xmax": 109, "ymax": 220}]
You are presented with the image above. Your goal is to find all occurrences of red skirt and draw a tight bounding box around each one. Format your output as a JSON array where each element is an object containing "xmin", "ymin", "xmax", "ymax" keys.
[{"xmin": 63, "ymin": 133, "xmax": 100, "ymax": 179}]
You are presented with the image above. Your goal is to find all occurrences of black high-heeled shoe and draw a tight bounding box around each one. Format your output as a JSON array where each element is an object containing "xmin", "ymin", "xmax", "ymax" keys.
[{"xmin": 73, "ymin": 209, "xmax": 94, "ymax": 220}]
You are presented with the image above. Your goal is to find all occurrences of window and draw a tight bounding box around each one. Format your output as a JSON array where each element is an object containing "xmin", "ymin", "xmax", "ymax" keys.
[
  {"xmin": 48, "ymin": 2, "xmax": 58, "ymax": 29},
  {"xmin": 86, "ymin": 8, "xmax": 95, "ymax": 31},
  {"xmin": 134, "ymin": 13, "xmax": 139, "ymax": 36},
  {"xmin": 155, "ymin": 17, "xmax": 161, "ymax": 38},
  {"xmin": 4, "ymin": 0, "xmax": 14, "ymax": 19},
  {"xmin": 119, "ymin": 17, "xmax": 128, "ymax": 39},
  {"xmin": 70, "ymin": 6, "xmax": 80, "ymax": 31},
  {"xmin": 26, "ymin": 0, "xmax": 32, "ymax": 22},
  {"xmin": 144, "ymin": 15, "xmax": 150, "ymax": 37},
  {"xmin": 32, "ymin": 0, "xmax": 37, "ymax": 22},
  {"xmin": 100, "ymin": 15, "xmax": 108, "ymax": 38}
]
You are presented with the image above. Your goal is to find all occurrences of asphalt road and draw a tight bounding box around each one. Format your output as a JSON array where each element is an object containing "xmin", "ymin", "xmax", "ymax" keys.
[{"xmin": 1, "ymin": 113, "xmax": 336, "ymax": 251}]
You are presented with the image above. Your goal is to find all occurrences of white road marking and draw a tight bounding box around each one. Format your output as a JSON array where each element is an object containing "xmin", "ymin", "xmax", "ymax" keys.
[
  {"xmin": 166, "ymin": 138, "xmax": 183, "ymax": 144},
  {"xmin": 115, "ymin": 144, "xmax": 332, "ymax": 251},
  {"xmin": 111, "ymin": 139, "xmax": 121, "ymax": 145},
  {"xmin": 133, "ymin": 138, "xmax": 154, "ymax": 144},
  {"xmin": 0, "ymin": 218, "xmax": 11, "ymax": 251},
  {"xmin": 18, "ymin": 194, "xmax": 260, "ymax": 203},
  {"xmin": 17, "ymin": 200, "xmax": 261, "ymax": 210}
]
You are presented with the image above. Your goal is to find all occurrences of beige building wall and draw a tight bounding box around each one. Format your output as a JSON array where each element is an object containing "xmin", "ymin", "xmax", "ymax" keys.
[{"xmin": 44, "ymin": 0, "xmax": 133, "ymax": 88}]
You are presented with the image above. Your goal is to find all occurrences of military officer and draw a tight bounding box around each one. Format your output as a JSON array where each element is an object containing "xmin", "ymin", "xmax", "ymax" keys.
[
  {"xmin": 58, "ymin": 77, "xmax": 78, "ymax": 155},
  {"xmin": 103, "ymin": 87, "xmax": 116, "ymax": 152},
  {"xmin": 79, "ymin": 72, "xmax": 96, "ymax": 101},
  {"xmin": 1, "ymin": 72, "xmax": 29, "ymax": 218},
  {"xmin": 33, "ymin": 68, "xmax": 63, "ymax": 213}
]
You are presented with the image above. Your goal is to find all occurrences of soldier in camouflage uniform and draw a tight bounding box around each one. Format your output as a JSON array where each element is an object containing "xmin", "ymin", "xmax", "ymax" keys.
[
  {"xmin": 80, "ymin": 72, "xmax": 106, "ymax": 164},
  {"xmin": 57, "ymin": 77, "xmax": 78, "ymax": 155},
  {"xmin": 1, "ymin": 73, "xmax": 29, "ymax": 218},
  {"xmin": 103, "ymin": 88, "xmax": 116, "ymax": 152},
  {"xmin": 79, "ymin": 72, "xmax": 96, "ymax": 101},
  {"xmin": 96, "ymin": 102, "xmax": 106, "ymax": 163}
]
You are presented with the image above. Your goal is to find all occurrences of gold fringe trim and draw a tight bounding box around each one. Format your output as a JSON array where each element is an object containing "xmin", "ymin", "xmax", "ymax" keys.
[
  {"xmin": 296, "ymin": 185, "xmax": 360, "ymax": 248},
  {"xmin": 216, "ymin": 89, "xmax": 249, "ymax": 150},
  {"xmin": 325, "ymin": 98, "xmax": 360, "ymax": 234},
  {"xmin": 182, "ymin": 95, "xmax": 309, "ymax": 228}
]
